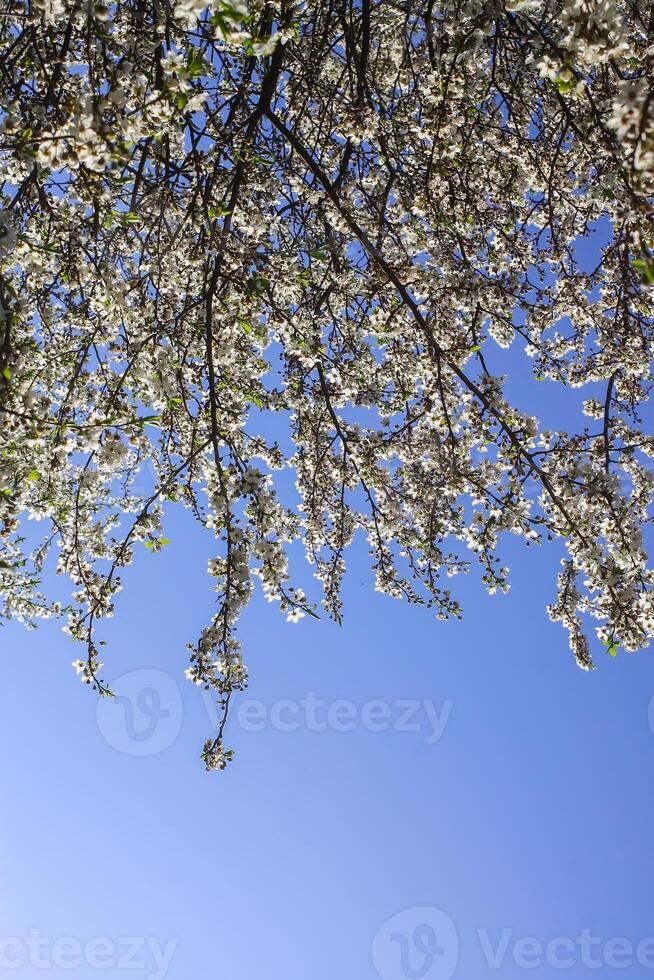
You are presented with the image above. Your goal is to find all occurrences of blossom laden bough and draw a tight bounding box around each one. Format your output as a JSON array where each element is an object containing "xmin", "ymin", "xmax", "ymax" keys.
[{"xmin": 0, "ymin": 0, "xmax": 653, "ymax": 768}]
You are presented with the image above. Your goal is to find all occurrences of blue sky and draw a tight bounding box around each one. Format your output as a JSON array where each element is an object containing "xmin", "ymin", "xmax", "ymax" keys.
[{"xmin": 2, "ymin": 487, "xmax": 654, "ymax": 980}]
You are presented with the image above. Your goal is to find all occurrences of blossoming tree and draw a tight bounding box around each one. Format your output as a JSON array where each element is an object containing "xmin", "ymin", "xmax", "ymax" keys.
[{"xmin": 1, "ymin": 0, "xmax": 653, "ymax": 767}]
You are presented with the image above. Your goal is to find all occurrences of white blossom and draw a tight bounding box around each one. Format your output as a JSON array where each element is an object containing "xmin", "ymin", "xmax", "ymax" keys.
[{"xmin": 0, "ymin": 0, "xmax": 652, "ymax": 768}]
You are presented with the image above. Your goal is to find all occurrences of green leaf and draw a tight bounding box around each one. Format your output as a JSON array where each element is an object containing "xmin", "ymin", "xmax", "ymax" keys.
[
  {"xmin": 26, "ymin": 470, "xmax": 40, "ymax": 481},
  {"xmin": 555, "ymin": 76, "xmax": 575, "ymax": 94},
  {"xmin": 208, "ymin": 204, "xmax": 231, "ymax": 219},
  {"xmin": 632, "ymin": 258, "xmax": 654, "ymax": 286},
  {"xmin": 252, "ymin": 275, "xmax": 268, "ymax": 296},
  {"xmin": 145, "ymin": 537, "xmax": 170, "ymax": 552},
  {"xmin": 187, "ymin": 49, "xmax": 208, "ymax": 78}
]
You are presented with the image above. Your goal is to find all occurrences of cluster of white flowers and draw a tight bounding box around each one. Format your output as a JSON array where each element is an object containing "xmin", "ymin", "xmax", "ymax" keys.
[
  {"xmin": 201, "ymin": 738, "xmax": 234, "ymax": 771},
  {"xmin": 0, "ymin": 0, "xmax": 652, "ymax": 767},
  {"xmin": 609, "ymin": 77, "xmax": 654, "ymax": 192}
]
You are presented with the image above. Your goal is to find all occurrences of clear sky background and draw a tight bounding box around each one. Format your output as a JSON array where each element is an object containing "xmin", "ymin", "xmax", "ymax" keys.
[
  {"xmin": 2, "ymin": 221, "xmax": 654, "ymax": 979},
  {"xmin": 2, "ymin": 488, "xmax": 654, "ymax": 980}
]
